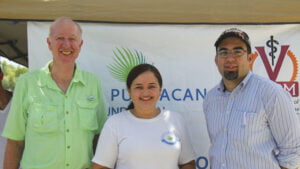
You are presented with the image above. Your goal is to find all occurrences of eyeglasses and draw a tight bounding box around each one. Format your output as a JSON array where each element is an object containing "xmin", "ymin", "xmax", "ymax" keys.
[{"xmin": 217, "ymin": 49, "xmax": 247, "ymax": 58}]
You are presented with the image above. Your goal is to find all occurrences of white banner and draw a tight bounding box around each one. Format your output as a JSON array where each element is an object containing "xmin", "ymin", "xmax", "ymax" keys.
[{"xmin": 28, "ymin": 22, "xmax": 300, "ymax": 169}]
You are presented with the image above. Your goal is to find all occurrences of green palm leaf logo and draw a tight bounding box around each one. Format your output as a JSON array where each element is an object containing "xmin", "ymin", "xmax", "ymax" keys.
[{"xmin": 108, "ymin": 47, "xmax": 147, "ymax": 82}]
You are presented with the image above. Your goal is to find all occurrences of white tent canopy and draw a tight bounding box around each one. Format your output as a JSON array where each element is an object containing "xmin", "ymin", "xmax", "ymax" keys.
[
  {"xmin": 1, "ymin": 0, "xmax": 300, "ymax": 66},
  {"xmin": 1, "ymin": 0, "xmax": 300, "ymax": 23}
]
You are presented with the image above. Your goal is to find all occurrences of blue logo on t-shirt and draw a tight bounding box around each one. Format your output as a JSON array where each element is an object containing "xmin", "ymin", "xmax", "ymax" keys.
[{"xmin": 161, "ymin": 131, "xmax": 179, "ymax": 145}]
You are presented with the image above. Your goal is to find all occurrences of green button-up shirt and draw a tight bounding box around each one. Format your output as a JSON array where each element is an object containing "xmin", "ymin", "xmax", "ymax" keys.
[{"xmin": 2, "ymin": 62, "xmax": 107, "ymax": 169}]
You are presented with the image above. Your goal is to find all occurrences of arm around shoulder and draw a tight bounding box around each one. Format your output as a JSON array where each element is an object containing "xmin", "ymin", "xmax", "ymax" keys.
[
  {"xmin": 179, "ymin": 160, "xmax": 196, "ymax": 169},
  {"xmin": 92, "ymin": 163, "xmax": 110, "ymax": 169},
  {"xmin": 3, "ymin": 139, "xmax": 24, "ymax": 169}
]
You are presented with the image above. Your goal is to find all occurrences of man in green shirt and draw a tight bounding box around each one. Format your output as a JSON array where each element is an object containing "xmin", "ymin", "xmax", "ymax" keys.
[{"xmin": 2, "ymin": 17, "xmax": 107, "ymax": 169}]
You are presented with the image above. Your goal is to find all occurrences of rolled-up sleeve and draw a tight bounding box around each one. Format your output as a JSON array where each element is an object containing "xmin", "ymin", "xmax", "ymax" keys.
[{"xmin": 267, "ymin": 90, "xmax": 300, "ymax": 168}]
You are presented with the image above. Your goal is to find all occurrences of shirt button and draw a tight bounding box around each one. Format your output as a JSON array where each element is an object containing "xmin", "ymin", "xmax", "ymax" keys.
[
  {"xmin": 66, "ymin": 111, "xmax": 69, "ymax": 114},
  {"xmin": 222, "ymin": 163, "xmax": 226, "ymax": 167},
  {"xmin": 67, "ymin": 146, "xmax": 70, "ymax": 149},
  {"xmin": 226, "ymin": 111, "xmax": 230, "ymax": 114},
  {"xmin": 66, "ymin": 164, "xmax": 69, "ymax": 166},
  {"xmin": 66, "ymin": 129, "xmax": 70, "ymax": 132}
]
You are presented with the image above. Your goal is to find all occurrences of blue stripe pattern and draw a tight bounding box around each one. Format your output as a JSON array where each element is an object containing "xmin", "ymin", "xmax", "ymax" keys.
[{"xmin": 203, "ymin": 72, "xmax": 300, "ymax": 169}]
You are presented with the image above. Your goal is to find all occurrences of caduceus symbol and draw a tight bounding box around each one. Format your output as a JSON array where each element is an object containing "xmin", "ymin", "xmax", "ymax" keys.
[{"xmin": 266, "ymin": 36, "xmax": 279, "ymax": 66}]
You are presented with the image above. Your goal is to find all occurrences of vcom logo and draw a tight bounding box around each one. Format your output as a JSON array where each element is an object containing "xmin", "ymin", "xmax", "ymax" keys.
[{"xmin": 250, "ymin": 36, "xmax": 299, "ymax": 97}]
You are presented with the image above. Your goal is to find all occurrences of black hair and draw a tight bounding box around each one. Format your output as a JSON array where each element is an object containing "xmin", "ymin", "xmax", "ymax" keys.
[{"xmin": 126, "ymin": 64, "xmax": 162, "ymax": 110}]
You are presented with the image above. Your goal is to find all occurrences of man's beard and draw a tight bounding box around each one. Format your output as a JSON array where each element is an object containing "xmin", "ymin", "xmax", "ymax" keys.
[{"xmin": 224, "ymin": 71, "xmax": 238, "ymax": 80}]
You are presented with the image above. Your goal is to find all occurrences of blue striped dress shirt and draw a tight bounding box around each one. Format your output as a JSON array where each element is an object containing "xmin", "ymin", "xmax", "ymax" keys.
[{"xmin": 203, "ymin": 72, "xmax": 300, "ymax": 169}]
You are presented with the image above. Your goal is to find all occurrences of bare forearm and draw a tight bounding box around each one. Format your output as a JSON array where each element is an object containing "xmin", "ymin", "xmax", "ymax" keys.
[
  {"xmin": 93, "ymin": 134, "xmax": 99, "ymax": 154},
  {"xmin": 179, "ymin": 160, "xmax": 196, "ymax": 169},
  {"xmin": 3, "ymin": 139, "xmax": 24, "ymax": 169},
  {"xmin": 92, "ymin": 163, "xmax": 110, "ymax": 169}
]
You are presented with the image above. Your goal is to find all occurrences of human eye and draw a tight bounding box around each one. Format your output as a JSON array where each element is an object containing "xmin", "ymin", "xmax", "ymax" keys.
[
  {"xmin": 68, "ymin": 37, "xmax": 76, "ymax": 41},
  {"xmin": 135, "ymin": 86, "xmax": 143, "ymax": 89},
  {"xmin": 149, "ymin": 85, "xmax": 157, "ymax": 89},
  {"xmin": 233, "ymin": 49, "xmax": 244, "ymax": 56},
  {"xmin": 56, "ymin": 36, "xmax": 64, "ymax": 41},
  {"xmin": 218, "ymin": 50, "xmax": 228, "ymax": 57}
]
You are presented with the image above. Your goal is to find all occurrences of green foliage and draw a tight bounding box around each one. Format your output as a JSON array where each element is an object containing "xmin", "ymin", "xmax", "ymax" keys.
[
  {"xmin": 1, "ymin": 61, "xmax": 28, "ymax": 91},
  {"xmin": 108, "ymin": 47, "xmax": 147, "ymax": 82}
]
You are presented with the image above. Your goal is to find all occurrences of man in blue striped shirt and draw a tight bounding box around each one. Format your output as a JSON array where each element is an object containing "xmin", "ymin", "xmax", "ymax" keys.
[{"xmin": 203, "ymin": 28, "xmax": 300, "ymax": 169}]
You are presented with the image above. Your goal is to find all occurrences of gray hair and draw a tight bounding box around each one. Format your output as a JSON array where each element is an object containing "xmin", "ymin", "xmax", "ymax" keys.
[{"xmin": 49, "ymin": 16, "xmax": 82, "ymax": 37}]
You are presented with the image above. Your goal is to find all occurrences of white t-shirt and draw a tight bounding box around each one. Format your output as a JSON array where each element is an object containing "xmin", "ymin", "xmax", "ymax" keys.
[
  {"xmin": 0, "ymin": 99, "xmax": 11, "ymax": 166},
  {"xmin": 92, "ymin": 109, "xmax": 195, "ymax": 169}
]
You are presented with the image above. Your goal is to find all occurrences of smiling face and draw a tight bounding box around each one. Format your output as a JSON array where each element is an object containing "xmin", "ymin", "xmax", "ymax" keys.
[
  {"xmin": 128, "ymin": 71, "xmax": 162, "ymax": 112},
  {"xmin": 215, "ymin": 37, "xmax": 251, "ymax": 87},
  {"xmin": 47, "ymin": 18, "xmax": 83, "ymax": 66}
]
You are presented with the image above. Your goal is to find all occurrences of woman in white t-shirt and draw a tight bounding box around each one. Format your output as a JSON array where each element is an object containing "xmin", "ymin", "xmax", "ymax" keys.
[
  {"xmin": 0, "ymin": 65, "xmax": 12, "ymax": 167},
  {"xmin": 92, "ymin": 64, "xmax": 196, "ymax": 169}
]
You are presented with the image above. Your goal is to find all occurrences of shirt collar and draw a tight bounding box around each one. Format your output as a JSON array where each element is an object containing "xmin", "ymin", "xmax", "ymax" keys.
[
  {"xmin": 38, "ymin": 61, "xmax": 86, "ymax": 88},
  {"xmin": 239, "ymin": 71, "xmax": 252, "ymax": 90},
  {"xmin": 217, "ymin": 71, "xmax": 253, "ymax": 92}
]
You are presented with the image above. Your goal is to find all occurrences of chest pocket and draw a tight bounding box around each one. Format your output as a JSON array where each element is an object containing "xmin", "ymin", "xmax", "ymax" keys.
[
  {"xmin": 77, "ymin": 99, "xmax": 99, "ymax": 131},
  {"xmin": 243, "ymin": 111, "xmax": 267, "ymax": 130},
  {"xmin": 233, "ymin": 110, "xmax": 268, "ymax": 141},
  {"xmin": 28, "ymin": 103, "xmax": 58, "ymax": 133}
]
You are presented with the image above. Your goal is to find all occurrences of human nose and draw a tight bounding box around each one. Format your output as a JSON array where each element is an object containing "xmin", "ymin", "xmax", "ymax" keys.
[
  {"xmin": 62, "ymin": 39, "xmax": 71, "ymax": 47},
  {"xmin": 222, "ymin": 51, "xmax": 240, "ymax": 60},
  {"xmin": 218, "ymin": 51, "xmax": 235, "ymax": 59},
  {"xmin": 141, "ymin": 88, "xmax": 150, "ymax": 95},
  {"xmin": 224, "ymin": 51, "xmax": 237, "ymax": 58}
]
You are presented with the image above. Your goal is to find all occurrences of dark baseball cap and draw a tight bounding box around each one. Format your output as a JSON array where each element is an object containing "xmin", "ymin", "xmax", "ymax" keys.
[{"xmin": 214, "ymin": 28, "xmax": 251, "ymax": 53}]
